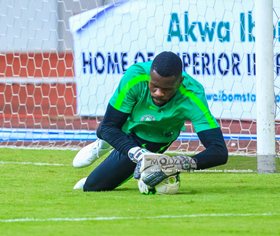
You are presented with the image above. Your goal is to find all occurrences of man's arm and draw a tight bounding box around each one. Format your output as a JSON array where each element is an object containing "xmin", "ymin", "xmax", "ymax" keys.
[
  {"xmin": 96, "ymin": 104, "xmax": 139, "ymax": 155},
  {"xmin": 193, "ymin": 127, "xmax": 228, "ymax": 169},
  {"xmin": 139, "ymin": 127, "xmax": 228, "ymax": 187}
]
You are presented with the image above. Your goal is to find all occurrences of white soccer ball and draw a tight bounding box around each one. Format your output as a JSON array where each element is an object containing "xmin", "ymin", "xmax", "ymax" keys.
[
  {"xmin": 138, "ymin": 175, "xmax": 180, "ymax": 195},
  {"xmin": 155, "ymin": 175, "xmax": 180, "ymax": 195}
]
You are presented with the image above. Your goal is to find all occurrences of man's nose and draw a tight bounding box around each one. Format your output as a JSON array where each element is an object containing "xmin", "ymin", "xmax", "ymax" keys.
[{"xmin": 153, "ymin": 88, "xmax": 165, "ymax": 97}]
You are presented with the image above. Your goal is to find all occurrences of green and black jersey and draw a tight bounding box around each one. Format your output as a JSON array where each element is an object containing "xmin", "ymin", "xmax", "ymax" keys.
[{"xmin": 109, "ymin": 61, "xmax": 219, "ymax": 143}]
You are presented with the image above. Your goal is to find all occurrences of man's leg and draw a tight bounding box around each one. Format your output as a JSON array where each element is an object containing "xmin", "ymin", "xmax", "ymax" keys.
[{"xmin": 83, "ymin": 149, "xmax": 136, "ymax": 191}]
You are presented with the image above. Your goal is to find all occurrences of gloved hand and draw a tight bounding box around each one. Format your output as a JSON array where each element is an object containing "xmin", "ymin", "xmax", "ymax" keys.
[
  {"xmin": 128, "ymin": 147, "xmax": 149, "ymax": 179},
  {"xmin": 128, "ymin": 147, "xmax": 148, "ymax": 163},
  {"xmin": 141, "ymin": 154, "xmax": 197, "ymax": 187},
  {"xmin": 165, "ymin": 155, "xmax": 197, "ymax": 173}
]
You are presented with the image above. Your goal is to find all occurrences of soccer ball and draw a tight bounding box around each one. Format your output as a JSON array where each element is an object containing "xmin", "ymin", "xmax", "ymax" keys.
[
  {"xmin": 138, "ymin": 174, "xmax": 180, "ymax": 195},
  {"xmin": 155, "ymin": 175, "xmax": 180, "ymax": 194}
]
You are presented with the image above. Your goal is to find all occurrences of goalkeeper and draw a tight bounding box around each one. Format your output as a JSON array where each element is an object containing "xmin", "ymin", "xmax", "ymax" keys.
[{"xmin": 72, "ymin": 51, "xmax": 228, "ymax": 191}]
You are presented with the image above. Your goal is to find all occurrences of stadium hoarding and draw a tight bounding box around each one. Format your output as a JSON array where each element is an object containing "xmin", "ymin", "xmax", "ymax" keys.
[{"xmin": 69, "ymin": 0, "xmax": 280, "ymax": 119}]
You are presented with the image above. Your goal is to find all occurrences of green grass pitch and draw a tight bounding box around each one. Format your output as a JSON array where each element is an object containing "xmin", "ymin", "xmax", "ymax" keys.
[{"xmin": 0, "ymin": 148, "xmax": 279, "ymax": 236}]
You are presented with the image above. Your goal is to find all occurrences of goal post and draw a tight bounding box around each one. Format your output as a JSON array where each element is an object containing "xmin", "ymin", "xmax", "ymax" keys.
[{"xmin": 256, "ymin": 0, "xmax": 276, "ymax": 173}]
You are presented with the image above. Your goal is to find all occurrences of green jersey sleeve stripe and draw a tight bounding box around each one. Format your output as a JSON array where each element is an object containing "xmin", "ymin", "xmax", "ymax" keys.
[
  {"xmin": 179, "ymin": 85, "xmax": 218, "ymax": 129},
  {"xmin": 113, "ymin": 74, "xmax": 150, "ymax": 110}
]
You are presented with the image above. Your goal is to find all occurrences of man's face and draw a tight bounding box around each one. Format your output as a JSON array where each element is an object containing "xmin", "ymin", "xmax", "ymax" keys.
[{"xmin": 149, "ymin": 69, "xmax": 182, "ymax": 106}]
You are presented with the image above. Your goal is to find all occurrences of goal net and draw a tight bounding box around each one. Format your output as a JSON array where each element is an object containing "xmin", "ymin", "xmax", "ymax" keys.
[{"xmin": 0, "ymin": 0, "xmax": 279, "ymax": 157}]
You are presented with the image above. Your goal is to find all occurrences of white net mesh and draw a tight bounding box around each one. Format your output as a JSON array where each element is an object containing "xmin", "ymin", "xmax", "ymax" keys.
[{"xmin": 0, "ymin": 0, "xmax": 279, "ymax": 155}]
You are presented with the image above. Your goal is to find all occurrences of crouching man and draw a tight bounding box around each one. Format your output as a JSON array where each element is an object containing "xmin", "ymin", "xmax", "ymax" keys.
[{"xmin": 72, "ymin": 51, "xmax": 228, "ymax": 194}]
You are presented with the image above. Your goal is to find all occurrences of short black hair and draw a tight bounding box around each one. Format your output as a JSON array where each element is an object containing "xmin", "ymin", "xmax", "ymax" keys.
[{"xmin": 151, "ymin": 51, "xmax": 182, "ymax": 77}]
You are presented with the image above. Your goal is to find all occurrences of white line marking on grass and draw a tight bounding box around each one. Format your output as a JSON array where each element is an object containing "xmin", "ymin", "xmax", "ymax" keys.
[
  {"xmin": 0, "ymin": 161, "xmax": 67, "ymax": 166},
  {"xmin": 0, "ymin": 212, "xmax": 279, "ymax": 223}
]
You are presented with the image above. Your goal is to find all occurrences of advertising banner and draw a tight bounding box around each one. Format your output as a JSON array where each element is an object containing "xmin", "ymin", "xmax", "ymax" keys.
[{"xmin": 69, "ymin": 0, "xmax": 280, "ymax": 119}]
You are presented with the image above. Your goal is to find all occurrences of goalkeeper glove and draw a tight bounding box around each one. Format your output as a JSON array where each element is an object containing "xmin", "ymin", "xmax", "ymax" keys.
[
  {"xmin": 128, "ymin": 147, "xmax": 150, "ymax": 179},
  {"xmin": 128, "ymin": 147, "xmax": 148, "ymax": 163},
  {"xmin": 141, "ymin": 155, "xmax": 197, "ymax": 187},
  {"xmin": 166, "ymin": 155, "xmax": 197, "ymax": 173}
]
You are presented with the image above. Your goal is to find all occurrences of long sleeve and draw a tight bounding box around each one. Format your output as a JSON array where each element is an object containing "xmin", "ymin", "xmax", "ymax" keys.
[
  {"xmin": 96, "ymin": 104, "xmax": 139, "ymax": 154},
  {"xmin": 193, "ymin": 127, "xmax": 228, "ymax": 169}
]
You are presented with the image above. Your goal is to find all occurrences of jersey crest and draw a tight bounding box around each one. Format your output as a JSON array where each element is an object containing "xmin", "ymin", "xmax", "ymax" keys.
[{"xmin": 140, "ymin": 114, "xmax": 156, "ymax": 121}]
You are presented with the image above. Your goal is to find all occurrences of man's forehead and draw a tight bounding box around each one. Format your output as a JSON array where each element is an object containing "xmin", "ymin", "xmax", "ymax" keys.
[{"xmin": 150, "ymin": 70, "xmax": 179, "ymax": 87}]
